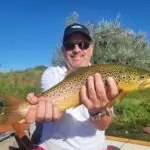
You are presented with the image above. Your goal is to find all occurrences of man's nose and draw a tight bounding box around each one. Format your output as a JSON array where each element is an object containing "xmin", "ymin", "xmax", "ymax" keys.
[{"xmin": 72, "ymin": 44, "xmax": 81, "ymax": 53}]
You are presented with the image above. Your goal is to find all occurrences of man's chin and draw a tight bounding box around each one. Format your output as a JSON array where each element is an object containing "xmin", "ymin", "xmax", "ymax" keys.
[{"xmin": 71, "ymin": 61, "xmax": 88, "ymax": 68}]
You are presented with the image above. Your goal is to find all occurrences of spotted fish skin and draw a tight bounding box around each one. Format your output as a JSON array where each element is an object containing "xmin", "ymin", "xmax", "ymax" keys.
[
  {"xmin": 41, "ymin": 64, "xmax": 150, "ymax": 112},
  {"xmin": 0, "ymin": 64, "xmax": 150, "ymax": 124}
]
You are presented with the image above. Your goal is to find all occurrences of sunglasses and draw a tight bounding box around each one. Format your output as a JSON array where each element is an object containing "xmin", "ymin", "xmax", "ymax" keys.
[{"xmin": 63, "ymin": 41, "xmax": 91, "ymax": 51}]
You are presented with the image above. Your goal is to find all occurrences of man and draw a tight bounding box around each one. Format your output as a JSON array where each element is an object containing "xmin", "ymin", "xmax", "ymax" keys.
[{"xmin": 26, "ymin": 23, "xmax": 119, "ymax": 150}]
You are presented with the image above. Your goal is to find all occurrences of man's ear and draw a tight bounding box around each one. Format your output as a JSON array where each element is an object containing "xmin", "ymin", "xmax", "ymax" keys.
[{"xmin": 89, "ymin": 44, "xmax": 94, "ymax": 56}]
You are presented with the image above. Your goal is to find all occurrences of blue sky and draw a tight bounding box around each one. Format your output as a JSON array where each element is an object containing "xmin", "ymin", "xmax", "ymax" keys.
[{"xmin": 0, "ymin": 0, "xmax": 150, "ymax": 72}]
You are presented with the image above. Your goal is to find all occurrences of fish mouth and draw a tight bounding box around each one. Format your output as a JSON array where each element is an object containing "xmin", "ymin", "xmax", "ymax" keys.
[{"xmin": 139, "ymin": 79, "xmax": 150, "ymax": 90}]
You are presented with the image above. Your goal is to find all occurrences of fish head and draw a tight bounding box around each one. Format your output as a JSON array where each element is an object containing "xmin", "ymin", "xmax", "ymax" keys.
[
  {"xmin": 117, "ymin": 68, "xmax": 150, "ymax": 92},
  {"xmin": 138, "ymin": 72, "xmax": 150, "ymax": 90}
]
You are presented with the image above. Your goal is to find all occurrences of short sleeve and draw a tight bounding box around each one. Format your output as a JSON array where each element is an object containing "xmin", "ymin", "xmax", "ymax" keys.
[{"xmin": 41, "ymin": 66, "xmax": 67, "ymax": 92}]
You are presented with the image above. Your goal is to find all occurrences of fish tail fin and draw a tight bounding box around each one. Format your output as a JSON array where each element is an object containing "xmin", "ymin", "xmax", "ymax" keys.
[{"xmin": 0, "ymin": 95, "xmax": 25, "ymax": 125}]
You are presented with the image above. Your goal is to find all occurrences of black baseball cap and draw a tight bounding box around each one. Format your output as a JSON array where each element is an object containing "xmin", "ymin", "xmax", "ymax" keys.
[{"xmin": 63, "ymin": 23, "xmax": 92, "ymax": 43}]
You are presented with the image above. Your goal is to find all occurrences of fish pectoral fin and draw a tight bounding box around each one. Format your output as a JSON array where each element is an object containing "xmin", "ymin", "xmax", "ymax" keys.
[
  {"xmin": 107, "ymin": 90, "xmax": 128, "ymax": 108},
  {"xmin": 117, "ymin": 89, "xmax": 128, "ymax": 100},
  {"xmin": 12, "ymin": 123, "xmax": 26, "ymax": 138}
]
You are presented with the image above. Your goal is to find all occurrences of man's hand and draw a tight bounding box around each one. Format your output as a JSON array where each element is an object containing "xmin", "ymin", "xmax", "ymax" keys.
[
  {"xmin": 25, "ymin": 93, "xmax": 64, "ymax": 123},
  {"xmin": 80, "ymin": 73, "xmax": 119, "ymax": 129}
]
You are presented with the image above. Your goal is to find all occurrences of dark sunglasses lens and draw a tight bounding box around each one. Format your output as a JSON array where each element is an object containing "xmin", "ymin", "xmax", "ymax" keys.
[
  {"xmin": 64, "ymin": 41, "xmax": 90, "ymax": 51},
  {"xmin": 78, "ymin": 42, "xmax": 90, "ymax": 50},
  {"xmin": 64, "ymin": 43, "xmax": 75, "ymax": 50}
]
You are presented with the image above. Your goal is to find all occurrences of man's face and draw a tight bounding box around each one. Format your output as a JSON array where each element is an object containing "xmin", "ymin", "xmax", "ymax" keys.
[{"xmin": 62, "ymin": 33, "xmax": 93, "ymax": 69}]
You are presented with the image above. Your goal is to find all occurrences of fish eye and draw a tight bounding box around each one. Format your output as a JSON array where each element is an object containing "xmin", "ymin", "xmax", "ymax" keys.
[{"xmin": 140, "ymin": 75, "xmax": 145, "ymax": 79}]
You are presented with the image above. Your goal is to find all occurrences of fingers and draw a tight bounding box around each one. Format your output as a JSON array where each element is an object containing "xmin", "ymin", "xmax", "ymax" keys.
[
  {"xmin": 94, "ymin": 73, "xmax": 109, "ymax": 104},
  {"xmin": 36, "ymin": 97, "xmax": 46, "ymax": 121},
  {"xmin": 26, "ymin": 105, "xmax": 37, "ymax": 123},
  {"xmin": 26, "ymin": 95, "xmax": 64, "ymax": 123},
  {"xmin": 87, "ymin": 76, "xmax": 97, "ymax": 105},
  {"xmin": 52, "ymin": 105, "xmax": 63, "ymax": 120},
  {"xmin": 44, "ymin": 97, "xmax": 53, "ymax": 121},
  {"xmin": 106, "ymin": 77, "xmax": 119, "ymax": 100},
  {"xmin": 26, "ymin": 93, "xmax": 39, "ymax": 104},
  {"xmin": 80, "ymin": 85, "xmax": 93, "ymax": 111},
  {"xmin": 80, "ymin": 73, "xmax": 119, "ymax": 114}
]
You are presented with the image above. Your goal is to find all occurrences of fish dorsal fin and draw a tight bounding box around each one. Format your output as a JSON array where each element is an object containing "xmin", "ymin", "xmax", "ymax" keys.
[
  {"xmin": 64, "ymin": 70, "xmax": 74, "ymax": 79},
  {"xmin": 2, "ymin": 95, "xmax": 22, "ymax": 106},
  {"xmin": 64, "ymin": 67, "xmax": 83, "ymax": 79},
  {"xmin": 65, "ymin": 70, "xmax": 71, "ymax": 76}
]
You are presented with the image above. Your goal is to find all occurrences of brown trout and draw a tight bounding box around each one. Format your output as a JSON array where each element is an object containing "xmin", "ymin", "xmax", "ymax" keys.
[{"xmin": 0, "ymin": 64, "xmax": 150, "ymax": 124}]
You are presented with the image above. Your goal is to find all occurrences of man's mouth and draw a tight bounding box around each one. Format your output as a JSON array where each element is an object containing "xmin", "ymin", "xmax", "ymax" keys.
[
  {"xmin": 70, "ymin": 54, "xmax": 84, "ymax": 59},
  {"xmin": 70, "ymin": 55, "xmax": 81, "ymax": 60},
  {"xmin": 72, "ymin": 57, "xmax": 82, "ymax": 61}
]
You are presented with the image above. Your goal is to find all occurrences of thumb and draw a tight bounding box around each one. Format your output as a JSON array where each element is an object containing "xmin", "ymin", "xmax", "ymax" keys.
[{"xmin": 26, "ymin": 93, "xmax": 39, "ymax": 105}]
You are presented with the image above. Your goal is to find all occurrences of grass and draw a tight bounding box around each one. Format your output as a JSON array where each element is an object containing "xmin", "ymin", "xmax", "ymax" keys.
[
  {"xmin": 0, "ymin": 66, "xmax": 45, "ymax": 98},
  {"xmin": 0, "ymin": 66, "xmax": 150, "ymax": 142},
  {"xmin": 106, "ymin": 88, "xmax": 150, "ymax": 141}
]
